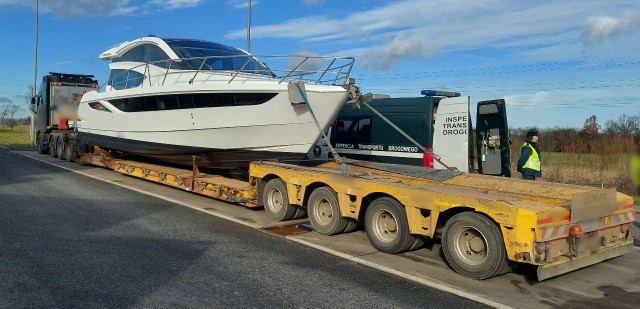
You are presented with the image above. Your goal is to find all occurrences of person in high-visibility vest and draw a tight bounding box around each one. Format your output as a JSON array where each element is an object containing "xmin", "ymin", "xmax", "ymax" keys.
[
  {"xmin": 631, "ymin": 142, "xmax": 640, "ymax": 196},
  {"xmin": 517, "ymin": 129, "xmax": 541, "ymax": 180}
]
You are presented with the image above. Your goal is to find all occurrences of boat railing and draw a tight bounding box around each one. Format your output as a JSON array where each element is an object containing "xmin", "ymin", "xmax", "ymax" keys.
[{"xmin": 101, "ymin": 54, "xmax": 355, "ymax": 91}]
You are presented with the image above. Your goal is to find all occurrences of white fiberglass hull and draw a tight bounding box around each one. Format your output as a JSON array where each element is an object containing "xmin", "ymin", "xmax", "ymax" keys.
[{"xmin": 77, "ymin": 83, "xmax": 348, "ymax": 168}]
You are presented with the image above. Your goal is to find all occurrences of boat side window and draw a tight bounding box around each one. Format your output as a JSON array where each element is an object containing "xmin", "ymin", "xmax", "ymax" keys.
[
  {"xmin": 141, "ymin": 97, "xmax": 156, "ymax": 111},
  {"xmin": 235, "ymin": 93, "xmax": 276, "ymax": 106},
  {"xmin": 108, "ymin": 69, "xmax": 144, "ymax": 90},
  {"xmin": 177, "ymin": 94, "xmax": 195, "ymax": 109},
  {"xmin": 115, "ymin": 46, "xmax": 145, "ymax": 63},
  {"xmin": 110, "ymin": 93, "xmax": 276, "ymax": 112},
  {"xmin": 145, "ymin": 45, "xmax": 170, "ymax": 68},
  {"xmin": 157, "ymin": 95, "xmax": 179, "ymax": 110}
]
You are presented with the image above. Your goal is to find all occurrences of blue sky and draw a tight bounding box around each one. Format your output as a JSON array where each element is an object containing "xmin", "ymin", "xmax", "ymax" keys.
[{"xmin": 0, "ymin": 0, "xmax": 639, "ymax": 129}]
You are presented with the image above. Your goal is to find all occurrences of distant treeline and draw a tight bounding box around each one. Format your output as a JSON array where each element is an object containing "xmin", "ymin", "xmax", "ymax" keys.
[{"xmin": 510, "ymin": 113, "xmax": 640, "ymax": 155}]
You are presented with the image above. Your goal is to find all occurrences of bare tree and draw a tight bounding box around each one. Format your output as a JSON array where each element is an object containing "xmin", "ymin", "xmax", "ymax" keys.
[
  {"xmin": 581, "ymin": 115, "xmax": 600, "ymax": 135},
  {"xmin": 8, "ymin": 105, "xmax": 20, "ymax": 130},
  {"xmin": 0, "ymin": 105, "xmax": 9, "ymax": 130}
]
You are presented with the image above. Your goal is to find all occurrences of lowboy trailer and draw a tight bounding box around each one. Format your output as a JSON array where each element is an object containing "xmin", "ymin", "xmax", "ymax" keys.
[{"xmin": 75, "ymin": 149, "xmax": 635, "ymax": 281}]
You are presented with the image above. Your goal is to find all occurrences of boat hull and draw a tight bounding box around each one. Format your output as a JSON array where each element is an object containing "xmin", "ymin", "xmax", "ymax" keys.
[{"xmin": 77, "ymin": 84, "xmax": 348, "ymax": 169}]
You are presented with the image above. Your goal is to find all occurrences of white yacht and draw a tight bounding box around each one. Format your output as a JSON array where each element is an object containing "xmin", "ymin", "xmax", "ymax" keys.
[{"xmin": 77, "ymin": 36, "xmax": 356, "ymax": 169}]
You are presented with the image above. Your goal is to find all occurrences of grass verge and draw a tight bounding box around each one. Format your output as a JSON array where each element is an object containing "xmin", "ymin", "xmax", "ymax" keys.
[{"xmin": 0, "ymin": 125, "xmax": 35, "ymax": 150}]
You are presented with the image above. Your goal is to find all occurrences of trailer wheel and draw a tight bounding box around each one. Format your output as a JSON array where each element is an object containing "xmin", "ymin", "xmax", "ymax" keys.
[
  {"xmin": 64, "ymin": 141, "xmax": 77, "ymax": 162},
  {"xmin": 307, "ymin": 186, "xmax": 351, "ymax": 235},
  {"xmin": 263, "ymin": 178, "xmax": 297, "ymax": 221},
  {"xmin": 292, "ymin": 207, "xmax": 307, "ymax": 220},
  {"xmin": 442, "ymin": 212, "xmax": 513, "ymax": 280},
  {"xmin": 36, "ymin": 133, "xmax": 48, "ymax": 154},
  {"xmin": 364, "ymin": 197, "xmax": 417, "ymax": 254},
  {"xmin": 56, "ymin": 138, "xmax": 66, "ymax": 160}
]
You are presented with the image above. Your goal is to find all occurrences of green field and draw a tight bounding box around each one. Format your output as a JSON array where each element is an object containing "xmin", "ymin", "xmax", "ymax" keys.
[{"xmin": 0, "ymin": 125, "xmax": 34, "ymax": 149}]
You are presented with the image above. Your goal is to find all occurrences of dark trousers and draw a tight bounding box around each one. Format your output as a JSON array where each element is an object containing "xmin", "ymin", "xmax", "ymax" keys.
[{"xmin": 522, "ymin": 174, "xmax": 536, "ymax": 180}]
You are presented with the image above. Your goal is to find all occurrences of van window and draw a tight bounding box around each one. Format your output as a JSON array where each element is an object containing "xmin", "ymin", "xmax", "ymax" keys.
[{"xmin": 334, "ymin": 117, "xmax": 372, "ymax": 144}]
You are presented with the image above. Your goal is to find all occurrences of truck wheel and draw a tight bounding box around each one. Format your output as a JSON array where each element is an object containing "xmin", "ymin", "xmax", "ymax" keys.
[
  {"xmin": 49, "ymin": 137, "xmax": 58, "ymax": 158},
  {"xmin": 263, "ymin": 178, "xmax": 297, "ymax": 221},
  {"xmin": 441, "ymin": 212, "xmax": 513, "ymax": 280},
  {"xmin": 57, "ymin": 138, "xmax": 66, "ymax": 160},
  {"xmin": 307, "ymin": 186, "xmax": 350, "ymax": 235},
  {"xmin": 365, "ymin": 197, "xmax": 417, "ymax": 254},
  {"xmin": 65, "ymin": 141, "xmax": 77, "ymax": 162},
  {"xmin": 36, "ymin": 133, "xmax": 48, "ymax": 154}
]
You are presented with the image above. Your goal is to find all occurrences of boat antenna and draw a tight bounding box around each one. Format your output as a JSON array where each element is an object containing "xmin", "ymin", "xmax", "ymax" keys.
[{"xmin": 246, "ymin": 0, "xmax": 251, "ymax": 53}]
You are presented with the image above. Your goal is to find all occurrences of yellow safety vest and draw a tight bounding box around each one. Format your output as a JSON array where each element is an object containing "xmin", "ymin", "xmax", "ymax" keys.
[
  {"xmin": 631, "ymin": 153, "xmax": 640, "ymax": 188},
  {"xmin": 521, "ymin": 142, "xmax": 540, "ymax": 171}
]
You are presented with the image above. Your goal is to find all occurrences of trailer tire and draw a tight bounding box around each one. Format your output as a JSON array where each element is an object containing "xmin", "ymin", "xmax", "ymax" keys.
[
  {"xmin": 307, "ymin": 187, "xmax": 350, "ymax": 235},
  {"xmin": 263, "ymin": 178, "xmax": 297, "ymax": 221},
  {"xmin": 292, "ymin": 207, "xmax": 307, "ymax": 220},
  {"xmin": 57, "ymin": 138, "xmax": 66, "ymax": 160},
  {"xmin": 441, "ymin": 212, "xmax": 513, "ymax": 280},
  {"xmin": 365, "ymin": 197, "xmax": 417, "ymax": 254},
  {"xmin": 342, "ymin": 219, "xmax": 359, "ymax": 233},
  {"xmin": 36, "ymin": 133, "xmax": 48, "ymax": 154}
]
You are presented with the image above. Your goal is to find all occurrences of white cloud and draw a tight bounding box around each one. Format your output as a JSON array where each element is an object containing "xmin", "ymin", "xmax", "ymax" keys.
[
  {"xmin": 361, "ymin": 34, "xmax": 436, "ymax": 70},
  {"xmin": 225, "ymin": 0, "xmax": 640, "ymax": 68},
  {"xmin": 585, "ymin": 14, "xmax": 640, "ymax": 44},
  {"xmin": 226, "ymin": 0, "xmax": 259, "ymax": 9},
  {"xmin": 0, "ymin": 0, "xmax": 206, "ymax": 17}
]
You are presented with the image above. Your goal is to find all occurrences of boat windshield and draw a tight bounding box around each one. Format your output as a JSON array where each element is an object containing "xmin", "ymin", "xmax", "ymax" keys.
[{"xmin": 164, "ymin": 39, "xmax": 274, "ymax": 76}]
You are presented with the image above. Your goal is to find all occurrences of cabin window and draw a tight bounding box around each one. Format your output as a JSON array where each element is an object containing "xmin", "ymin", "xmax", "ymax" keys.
[
  {"xmin": 108, "ymin": 93, "xmax": 277, "ymax": 112},
  {"xmin": 108, "ymin": 69, "xmax": 144, "ymax": 90}
]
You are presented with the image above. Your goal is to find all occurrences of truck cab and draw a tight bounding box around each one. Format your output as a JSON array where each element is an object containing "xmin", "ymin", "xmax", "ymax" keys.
[
  {"xmin": 315, "ymin": 90, "xmax": 511, "ymax": 176},
  {"xmin": 32, "ymin": 72, "xmax": 98, "ymax": 155}
]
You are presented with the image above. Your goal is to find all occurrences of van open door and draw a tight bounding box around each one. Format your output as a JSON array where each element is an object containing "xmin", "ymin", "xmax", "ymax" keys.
[
  {"xmin": 432, "ymin": 96, "xmax": 471, "ymax": 172},
  {"xmin": 476, "ymin": 99, "xmax": 510, "ymax": 177}
]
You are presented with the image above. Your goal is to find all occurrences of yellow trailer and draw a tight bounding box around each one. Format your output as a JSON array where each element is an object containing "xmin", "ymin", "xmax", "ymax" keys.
[
  {"xmin": 79, "ymin": 151, "xmax": 635, "ymax": 280},
  {"xmin": 249, "ymin": 160, "xmax": 635, "ymax": 280}
]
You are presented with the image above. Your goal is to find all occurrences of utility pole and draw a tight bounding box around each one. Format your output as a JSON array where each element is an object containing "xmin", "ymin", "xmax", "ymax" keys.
[
  {"xmin": 30, "ymin": 0, "xmax": 39, "ymax": 144},
  {"xmin": 246, "ymin": 0, "xmax": 251, "ymax": 53},
  {"xmin": 32, "ymin": 0, "xmax": 39, "ymax": 98}
]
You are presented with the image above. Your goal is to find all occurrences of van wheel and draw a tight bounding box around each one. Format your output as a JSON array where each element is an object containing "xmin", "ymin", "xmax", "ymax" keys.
[
  {"xmin": 263, "ymin": 178, "xmax": 297, "ymax": 221},
  {"xmin": 57, "ymin": 138, "xmax": 66, "ymax": 160},
  {"xmin": 365, "ymin": 197, "xmax": 417, "ymax": 254},
  {"xmin": 442, "ymin": 212, "xmax": 514, "ymax": 280},
  {"xmin": 307, "ymin": 186, "xmax": 350, "ymax": 235}
]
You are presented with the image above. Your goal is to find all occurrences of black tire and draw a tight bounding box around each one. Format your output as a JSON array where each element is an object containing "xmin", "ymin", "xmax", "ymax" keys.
[
  {"xmin": 49, "ymin": 137, "xmax": 58, "ymax": 158},
  {"xmin": 409, "ymin": 236, "xmax": 426, "ymax": 251},
  {"xmin": 57, "ymin": 138, "xmax": 66, "ymax": 160},
  {"xmin": 65, "ymin": 141, "xmax": 77, "ymax": 162},
  {"xmin": 307, "ymin": 187, "xmax": 350, "ymax": 235},
  {"xmin": 364, "ymin": 197, "xmax": 417, "ymax": 254},
  {"xmin": 292, "ymin": 207, "xmax": 307, "ymax": 220},
  {"xmin": 343, "ymin": 219, "xmax": 359, "ymax": 233},
  {"xmin": 263, "ymin": 178, "xmax": 297, "ymax": 221},
  {"xmin": 441, "ymin": 212, "xmax": 514, "ymax": 280},
  {"xmin": 36, "ymin": 133, "xmax": 48, "ymax": 154}
]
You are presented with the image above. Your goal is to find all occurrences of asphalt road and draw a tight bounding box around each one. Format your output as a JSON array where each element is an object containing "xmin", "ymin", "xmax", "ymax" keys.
[{"xmin": 0, "ymin": 148, "xmax": 488, "ymax": 308}]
